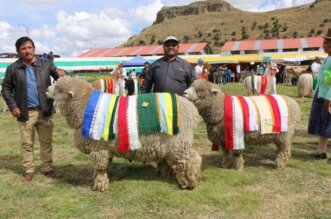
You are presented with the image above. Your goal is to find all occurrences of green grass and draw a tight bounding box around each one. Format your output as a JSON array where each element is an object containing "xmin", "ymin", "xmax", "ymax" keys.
[{"xmin": 0, "ymin": 83, "xmax": 330, "ymax": 219}]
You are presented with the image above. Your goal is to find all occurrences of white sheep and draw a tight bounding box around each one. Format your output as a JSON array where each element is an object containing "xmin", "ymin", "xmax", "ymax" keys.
[
  {"xmin": 47, "ymin": 76, "xmax": 202, "ymax": 191},
  {"xmin": 183, "ymin": 80, "xmax": 301, "ymax": 170},
  {"xmin": 297, "ymin": 73, "xmax": 317, "ymax": 98}
]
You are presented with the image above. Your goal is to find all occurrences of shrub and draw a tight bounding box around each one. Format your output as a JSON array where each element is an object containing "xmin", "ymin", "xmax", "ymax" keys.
[
  {"xmin": 183, "ymin": 35, "xmax": 190, "ymax": 43},
  {"xmin": 198, "ymin": 30, "xmax": 203, "ymax": 38},
  {"xmin": 138, "ymin": 40, "xmax": 146, "ymax": 45}
]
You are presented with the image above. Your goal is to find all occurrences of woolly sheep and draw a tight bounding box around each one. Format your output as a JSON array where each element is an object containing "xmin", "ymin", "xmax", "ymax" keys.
[
  {"xmin": 183, "ymin": 80, "xmax": 301, "ymax": 170},
  {"xmin": 297, "ymin": 73, "xmax": 314, "ymax": 98},
  {"xmin": 284, "ymin": 65, "xmax": 309, "ymax": 84},
  {"xmin": 47, "ymin": 76, "xmax": 202, "ymax": 191}
]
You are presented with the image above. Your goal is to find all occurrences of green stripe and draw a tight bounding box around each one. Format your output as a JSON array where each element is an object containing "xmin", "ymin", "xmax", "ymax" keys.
[
  {"xmin": 138, "ymin": 93, "xmax": 160, "ymax": 135},
  {"xmin": 54, "ymin": 60, "xmax": 118, "ymax": 67},
  {"xmin": 171, "ymin": 93, "xmax": 179, "ymax": 135},
  {"xmin": 109, "ymin": 96, "xmax": 120, "ymax": 140}
]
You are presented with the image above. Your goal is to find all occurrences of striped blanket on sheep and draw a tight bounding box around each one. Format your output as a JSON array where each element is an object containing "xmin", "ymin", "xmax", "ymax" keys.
[
  {"xmin": 224, "ymin": 94, "xmax": 289, "ymax": 150},
  {"xmin": 98, "ymin": 79, "xmax": 115, "ymax": 94},
  {"xmin": 82, "ymin": 91, "xmax": 180, "ymax": 152},
  {"xmin": 251, "ymin": 75, "xmax": 268, "ymax": 94}
]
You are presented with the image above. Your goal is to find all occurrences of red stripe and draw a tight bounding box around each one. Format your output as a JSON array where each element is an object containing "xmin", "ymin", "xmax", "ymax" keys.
[
  {"xmin": 118, "ymin": 96, "xmax": 129, "ymax": 151},
  {"xmin": 260, "ymin": 75, "xmax": 268, "ymax": 94},
  {"xmin": 265, "ymin": 95, "xmax": 281, "ymax": 132},
  {"xmin": 238, "ymin": 96, "xmax": 250, "ymax": 131},
  {"xmin": 224, "ymin": 94, "xmax": 234, "ymax": 150},
  {"xmin": 107, "ymin": 79, "xmax": 113, "ymax": 94}
]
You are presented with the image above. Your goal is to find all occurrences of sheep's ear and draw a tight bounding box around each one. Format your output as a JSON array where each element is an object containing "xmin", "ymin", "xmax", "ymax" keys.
[
  {"xmin": 210, "ymin": 88, "xmax": 220, "ymax": 96},
  {"xmin": 68, "ymin": 91, "xmax": 75, "ymax": 98}
]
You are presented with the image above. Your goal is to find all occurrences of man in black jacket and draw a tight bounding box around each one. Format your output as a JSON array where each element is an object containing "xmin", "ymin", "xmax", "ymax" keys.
[
  {"xmin": 1, "ymin": 36, "xmax": 66, "ymax": 182},
  {"xmin": 140, "ymin": 36, "xmax": 195, "ymax": 95}
]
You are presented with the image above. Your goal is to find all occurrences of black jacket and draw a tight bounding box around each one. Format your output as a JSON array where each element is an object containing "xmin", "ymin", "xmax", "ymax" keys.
[
  {"xmin": 140, "ymin": 56, "xmax": 195, "ymax": 95},
  {"xmin": 1, "ymin": 56, "xmax": 59, "ymax": 121}
]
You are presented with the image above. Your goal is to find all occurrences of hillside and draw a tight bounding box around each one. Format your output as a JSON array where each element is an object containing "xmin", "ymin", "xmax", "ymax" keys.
[{"xmin": 122, "ymin": 0, "xmax": 331, "ymax": 53}]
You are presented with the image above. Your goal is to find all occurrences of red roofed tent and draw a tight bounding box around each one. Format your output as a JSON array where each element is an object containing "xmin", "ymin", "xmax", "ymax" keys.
[{"xmin": 78, "ymin": 43, "xmax": 210, "ymax": 57}]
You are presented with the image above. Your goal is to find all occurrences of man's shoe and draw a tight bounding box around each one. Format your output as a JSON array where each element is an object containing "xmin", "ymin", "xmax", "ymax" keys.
[
  {"xmin": 22, "ymin": 172, "xmax": 34, "ymax": 182},
  {"xmin": 312, "ymin": 152, "xmax": 327, "ymax": 159},
  {"xmin": 43, "ymin": 170, "xmax": 62, "ymax": 179}
]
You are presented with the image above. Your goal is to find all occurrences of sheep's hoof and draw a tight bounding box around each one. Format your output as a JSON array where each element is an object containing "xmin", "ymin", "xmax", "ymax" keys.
[
  {"xmin": 92, "ymin": 170, "xmax": 109, "ymax": 192},
  {"xmin": 175, "ymin": 151, "xmax": 202, "ymax": 190},
  {"xmin": 233, "ymin": 155, "xmax": 245, "ymax": 171},
  {"xmin": 275, "ymin": 159, "xmax": 286, "ymax": 169},
  {"xmin": 220, "ymin": 155, "xmax": 231, "ymax": 168}
]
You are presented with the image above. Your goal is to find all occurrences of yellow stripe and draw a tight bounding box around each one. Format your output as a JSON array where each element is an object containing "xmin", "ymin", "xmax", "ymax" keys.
[
  {"xmin": 263, "ymin": 95, "xmax": 275, "ymax": 127},
  {"xmin": 176, "ymin": 94, "xmax": 180, "ymax": 128},
  {"xmin": 155, "ymin": 93, "xmax": 162, "ymax": 126},
  {"xmin": 164, "ymin": 93, "xmax": 173, "ymax": 135},
  {"xmin": 102, "ymin": 95, "xmax": 116, "ymax": 141}
]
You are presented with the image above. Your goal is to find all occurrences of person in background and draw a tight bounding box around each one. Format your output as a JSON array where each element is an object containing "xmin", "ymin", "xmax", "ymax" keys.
[
  {"xmin": 225, "ymin": 65, "xmax": 232, "ymax": 83},
  {"xmin": 110, "ymin": 62, "xmax": 127, "ymax": 96},
  {"xmin": 311, "ymin": 57, "xmax": 322, "ymax": 76},
  {"xmin": 1, "ymin": 36, "xmax": 66, "ymax": 182},
  {"xmin": 256, "ymin": 64, "xmax": 264, "ymax": 75},
  {"xmin": 41, "ymin": 53, "xmax": 48, "ymax": 60},
  {"xmin": 308, "ymin": 28, "xmax": 331, "ymax": 164},
  {"xmin": 47, "ymin": 51, "xmax": 54, "ymax": 63},
  {"xmin": 236, "ymin": 63, "xmax": 242, "ymax": 83},
  {"xmin": 140, "ymin": 36, "xmax": 195, "ymax": 95},
  {"xmin": 140, "ymin": 62, "xmax": 150, "ymax": 81},
  {"xmin": 219, "ymin": 64, "xmax": 227, "ymax": 85},
  {"xmin": 202, "ymin": 62, "xmax": 210, "ymax": 80},
  {"xmin": 130, "ymin": 69, "xmax": 137, "ymax": 79},
  {"xmin": 195, "ymin": 58, "xmax": 204, "ymax": 79}
]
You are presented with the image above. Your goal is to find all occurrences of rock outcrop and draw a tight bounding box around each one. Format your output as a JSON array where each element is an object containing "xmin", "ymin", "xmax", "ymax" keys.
[{"xmin": 154, "ymin": 0, "xmax": 232, "ymax": 24}]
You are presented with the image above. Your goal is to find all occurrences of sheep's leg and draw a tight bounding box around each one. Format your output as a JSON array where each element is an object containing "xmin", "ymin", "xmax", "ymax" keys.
[
  {"xmin": 275, "ymin": 138, "xmax": 291, "ymax": 169},
  {"xmin": 233, "ymin": 150, "xmax": 244, "ymax": 171},
  {"xmin": 171, "ymin": 150, "xmax": 202, "ymax": 190},
  {"xmin": 90, "ymin": 150, "xmax": 110, "ymax": 191},
  {"xmin": 157, "ymin": 159, "xmax": 174, "ymax": 177},
  {"xmin": 220, "ymin": 146, "xmax": 231, "ymax": 168}
]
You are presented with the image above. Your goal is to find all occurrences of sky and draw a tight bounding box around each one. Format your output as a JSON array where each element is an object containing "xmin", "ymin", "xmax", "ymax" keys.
[{"xmin": 0, "ymin": 0, "xmax": 314, "ymax": 57}]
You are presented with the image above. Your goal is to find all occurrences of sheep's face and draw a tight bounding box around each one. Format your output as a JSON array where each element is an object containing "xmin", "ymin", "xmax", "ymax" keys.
[
  {"xmin": 47, "ymin": 76, "xmax": 75, "ymax": 102},
  {"xmin": 184, "ymin": 80, "xmax": 224, "ymax": 124},
  {"xmin": 184, "ymin": 80, "xmax": 221, "ymax": 103}
]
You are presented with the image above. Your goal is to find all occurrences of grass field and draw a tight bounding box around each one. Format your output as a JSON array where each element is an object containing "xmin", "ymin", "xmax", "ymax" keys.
[{"xmin": 0, "ymin": 83, "xmax": 330, "ymax": 219}]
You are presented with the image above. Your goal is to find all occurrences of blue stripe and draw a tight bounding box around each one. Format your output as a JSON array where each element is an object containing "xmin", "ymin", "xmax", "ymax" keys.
[{"xmin": 82, "ymin": 91, "xmax": 101, "ymax": 138}]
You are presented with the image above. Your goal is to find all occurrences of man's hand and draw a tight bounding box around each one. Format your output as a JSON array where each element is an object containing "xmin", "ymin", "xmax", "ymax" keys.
[
  {"xmin": 56, "ymin": 69, "xmax": 67, "ymax": 77},
  {"xmin": 11, "ymin": 107, "xmax": 21, "ymax": 117}
]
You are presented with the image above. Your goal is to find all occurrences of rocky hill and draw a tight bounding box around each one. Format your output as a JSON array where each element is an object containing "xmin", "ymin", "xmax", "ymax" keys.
[{"xmin": 123, "ymin": 0, "xmax": 331, "ymax": 53}]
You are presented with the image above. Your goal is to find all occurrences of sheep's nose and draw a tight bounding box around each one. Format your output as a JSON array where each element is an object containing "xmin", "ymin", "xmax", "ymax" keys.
[{"xmin": 183, "ymin": 91, "xmax": 187, "ymax": 96}]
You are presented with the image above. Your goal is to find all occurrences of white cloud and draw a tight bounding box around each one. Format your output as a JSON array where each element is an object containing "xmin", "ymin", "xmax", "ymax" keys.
[
  {"xmin": 51, "ymin": 10, "xmax": 132, "ymax": 56},
  {"xmin": 129, "ymin": 0, "xmax": 164, "ymax": 25},
  {"xmin": 23, "ymin": 0, "xmax": 69, "ymax": 4}
]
